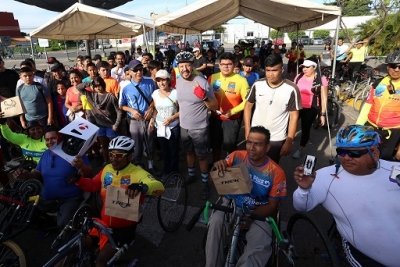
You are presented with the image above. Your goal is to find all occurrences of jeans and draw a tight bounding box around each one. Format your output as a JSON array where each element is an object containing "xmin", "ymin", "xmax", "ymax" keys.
[{"xmin": 157, "ymin": 126, "xmax": 180, "ymax": 175}]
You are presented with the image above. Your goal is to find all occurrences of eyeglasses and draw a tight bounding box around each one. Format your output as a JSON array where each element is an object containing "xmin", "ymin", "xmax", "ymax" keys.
[
  {"xmin": 388, "ymin": 64, "xmax": 400, "ymax": 70},
  {"xmin": 336, "ymin": 148, "xmax": 369, "ymax": 158},
  {"xmin": 132, "ymin": 68, "xmax": 144, "ymax": 73},
  {"xmin": 220, "ymin": 63, "xmax": 233, "ymax": 67},
  {"xmin": 109, "ymin": 152, "xmax": 128, "ymax": 160}
]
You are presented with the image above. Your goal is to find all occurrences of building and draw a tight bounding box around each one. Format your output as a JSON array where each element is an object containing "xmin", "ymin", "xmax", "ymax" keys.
[{"xmin": 0, "ymin": 12, "xmax": 21, "ymax": 38}]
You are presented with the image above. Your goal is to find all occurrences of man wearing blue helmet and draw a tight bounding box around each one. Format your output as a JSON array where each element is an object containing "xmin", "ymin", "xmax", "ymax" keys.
[{"xmin": 293, "ymin": 125, "xmax": 400, "ymax": 267}]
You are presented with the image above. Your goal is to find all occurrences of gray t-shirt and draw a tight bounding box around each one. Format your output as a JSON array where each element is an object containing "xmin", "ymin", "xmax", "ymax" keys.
[
  {"xmin": 16, "ymin": 82, "xmax": 50, "ymax": 121},
  {"xmin": 176, "ymin": 74, "xmax": 214, "ymax": 130}
]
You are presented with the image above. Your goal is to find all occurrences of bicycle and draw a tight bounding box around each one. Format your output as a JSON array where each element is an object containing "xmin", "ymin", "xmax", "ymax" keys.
[
  {"xmin": 352, "ymin": 74, "xmax": 385, "ymax": 112},
  {"xmin": 187, "ymin": 198, "xmax": 296, "ymax": 267}
]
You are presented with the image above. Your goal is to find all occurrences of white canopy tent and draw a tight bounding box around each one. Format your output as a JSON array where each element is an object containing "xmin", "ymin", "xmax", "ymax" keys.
[
  {"xmin": 155, "ymin": 0, "xmax": 341, "ymax": 34},
  {"xmin": 30, "ymin": 3, "xmax": 155, "ymax": 40}
]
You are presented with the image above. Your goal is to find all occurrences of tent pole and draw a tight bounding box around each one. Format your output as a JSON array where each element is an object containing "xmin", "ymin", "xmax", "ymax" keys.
[
  {"xmin": 29, "ymin": 34, "xmax": 35, "ymax": 60},
  {"xmin": 153, "ymin": 25, "xmax": 156, "ymax": 54},
  {"xmin": 78, "ymin": 0, "xmax": 91, "ymax": 57},
  {"xmin": 296, "ymin": 25, "xmax": 299, "ymax": 77},
  {"xmin": 331, "ymin": 15, "xmax": 341, "ymax": 79},
  {"xmin": 142, "ymin": 24, "xmax": 149, "ymax": 53}
]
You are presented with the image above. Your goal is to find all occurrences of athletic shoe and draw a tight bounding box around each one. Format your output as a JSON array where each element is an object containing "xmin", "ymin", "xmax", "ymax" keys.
[
  {"xmin": 201, "ymin": 184, "xmax": 210, "ymax": 200},
  {"xmin": 292, "ymin": 149, "xmax": 303, "ymax": 159}
]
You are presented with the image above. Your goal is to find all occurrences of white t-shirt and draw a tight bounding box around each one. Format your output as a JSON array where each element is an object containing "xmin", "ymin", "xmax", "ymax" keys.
[
  {"xmin": 293, "ymin": 160, "xmax": 400, "ymax": 267},
  {"xmin": 246, "ymin": 79, "xmax": 302, "ymax": 141},
  {"xmin": 118, "ymin": 80, "xmax": 131, "ymax": 102},
  {"xmin": 151, "ymin": 89, "xmax": 179, "ymax": 129},
  {"xmin": 110, "ymin": 65, "xmax": 126, "ymax": 83}
]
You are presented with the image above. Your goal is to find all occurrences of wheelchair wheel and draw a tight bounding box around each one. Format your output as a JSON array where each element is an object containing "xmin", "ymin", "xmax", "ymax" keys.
[
  {"xmin": 287, "ymin": 213, "xmax": 339, "ymax": 267},
  {"xmin": 0, "ymin": 240, "xmax": 27, "ymax": 267},
  {"xmin": 157, "ymin": 173, "xmax": 188, "ymax": 232}
]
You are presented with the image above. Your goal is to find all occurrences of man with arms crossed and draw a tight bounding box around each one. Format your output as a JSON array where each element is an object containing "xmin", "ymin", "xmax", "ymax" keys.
[
  {"xmin": 206, "ymin": 126, "xmax": 286, "ymax": 267},
  {"xmin": 244, "ymin": 54, "xmax": 302, "ymax": 163},
  {"xmin": 175, "ymin": 51, "xmax": 218, "ymax": 199},
  {"xmin": 293, "ymin": 125, "xmax": 400, "ymax": 266}
]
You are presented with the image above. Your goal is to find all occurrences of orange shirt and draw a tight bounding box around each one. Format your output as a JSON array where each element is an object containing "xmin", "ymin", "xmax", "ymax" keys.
[{"xmin": 103, "ymin": 76, "xmax": 119, "ymax": 98}]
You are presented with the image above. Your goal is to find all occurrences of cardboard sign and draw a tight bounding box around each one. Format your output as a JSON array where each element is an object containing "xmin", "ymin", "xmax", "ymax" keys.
[
  {"xmin": 210, "ymin": 163, "xmax": 253, "ymax": 195},
  {"xmin": 105, "ymin": 186, "xmax": 142, "ymax": 222},
  {"xmin": 51, "ymin": 117, "xmax": 99, "ymax": 163},
  {"xmin": 0, "ymin": 96, "xmax": 27, "ymax": 118}
]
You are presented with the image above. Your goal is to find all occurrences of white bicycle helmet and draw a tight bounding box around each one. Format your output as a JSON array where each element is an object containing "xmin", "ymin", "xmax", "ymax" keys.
[
  {"xmin": 175, "ymin": 51, "xmax": 195, "ymax": 63},
  {"xmin": 109, "ymin": 136, "xmax": 135, "ymax": 152}
]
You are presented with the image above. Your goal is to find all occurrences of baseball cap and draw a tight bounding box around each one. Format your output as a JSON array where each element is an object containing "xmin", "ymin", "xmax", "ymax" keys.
[
  {"xmin": 128, "ymin": 60, "xmax": 143, "ymax": 70},
  {"xmin": 244, "ymin": 57, "xmax": 254, "ymax": 66},
  {"xmin": 50, "ymin": 63, "xmax": 63, "ymax": 72},
  {"xmin": 155, "ymin": 69, "xmax": 171, "ymax": 79},
  {"xmin": 300, "ymin": 60, "xmax": 317, "ymax": 68},
  {"xmin": 47, "ymin": 57, "xmax": 58, "ymax": 64},
  {"xmin": 93, "ymin": 54, "xmax": 102, "ymax": 61},
  {"xmin": 192, "ymin": 47, "xmax": 200, "ymax": 52}
]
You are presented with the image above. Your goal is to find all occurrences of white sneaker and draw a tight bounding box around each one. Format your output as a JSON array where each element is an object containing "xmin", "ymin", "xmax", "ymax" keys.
[
  {"xmin": 292, "ymin": 150, "xmax": 303, "ymax": 159},
  {"xmin": 6, "ymin": 160, "xmax": 20, "ymax": 168}
]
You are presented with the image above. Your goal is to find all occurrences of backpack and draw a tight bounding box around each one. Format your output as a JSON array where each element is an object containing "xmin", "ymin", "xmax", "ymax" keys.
[{"xmin": 17, "ymin": 82, "xmax": 47, "ymax": 103}]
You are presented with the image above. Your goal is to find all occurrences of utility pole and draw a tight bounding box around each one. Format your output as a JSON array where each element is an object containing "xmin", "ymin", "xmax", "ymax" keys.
[{"xmin": 79, "ymin": 0, "xmax": 91, "ymax": 57}]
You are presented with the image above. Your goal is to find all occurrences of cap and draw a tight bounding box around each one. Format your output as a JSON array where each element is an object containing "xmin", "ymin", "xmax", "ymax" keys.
[
  {"xmin": 50, "ymin": 63, "xmax": 63, "ymax": 72},
  {"xmin": 26, "ymin": 120, "xmax": 42, "ymax": 130},
  {"xmin": 244, "ymin": 57, "xmax": 254, "ymax": 66},
  {"xmin": 155, "ymin": 69, "xmax": 171, "ymax": 79},
  {"xmin": 128, "ymin": 60, "xmax": 143, "ymax": 70},
  {"xmin": 46, "ymin": 57, "xmax": 58, "ymax": 64},
  {"xmin": 93, "ymin": 54, "xmax": 102, "ymax": 61},
  {"xmin": 192, "ymin": 47, "xmax": 200, "ymax": 52},
  {"xmin": 300, "ymin": 60, "xmax": 317, "ymax": 68}
]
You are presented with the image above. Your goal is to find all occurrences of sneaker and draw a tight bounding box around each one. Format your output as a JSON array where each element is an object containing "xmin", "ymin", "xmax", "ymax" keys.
[
  {"xmin": 6, "ymin": 160, "xmax": 20, "ymax": 168},
  {"xmin": 186, "ymin": 175, "xmax": 196, "ymax": 185},
  {"xmin": 201, "ymin": 184, "xmax": 210, "ymax": 200},
  {"xmin": 292, "ymin": 149, "xmax": 303, "ymax": 159}
]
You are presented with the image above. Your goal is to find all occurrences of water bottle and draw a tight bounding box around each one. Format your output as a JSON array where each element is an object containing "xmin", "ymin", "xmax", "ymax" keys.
[{"xmin": 127, "ymin": 259, "xmax": 139, "ymax": 267}]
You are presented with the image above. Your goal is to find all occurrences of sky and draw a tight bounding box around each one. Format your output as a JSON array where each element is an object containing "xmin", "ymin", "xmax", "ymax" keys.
[{"xmin": 2, "ymin": 0, "xmax": 324, "ymax": 33}]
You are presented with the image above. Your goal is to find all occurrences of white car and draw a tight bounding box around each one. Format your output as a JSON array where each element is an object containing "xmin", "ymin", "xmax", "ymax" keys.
[{"xmin": 98, "ymin": 43, "xmax": 112, "ymax": 49}]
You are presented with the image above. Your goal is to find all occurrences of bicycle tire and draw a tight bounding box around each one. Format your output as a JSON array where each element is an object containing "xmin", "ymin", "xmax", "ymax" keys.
[
  {"xmin": 157, "ymin": 173, "xmax": 188, "ymax": 232},
  {"xmin": 0, "ymin": 240, "xmax": 27, "ymax": 267},
  {"xmin": 43, "ymin": 241, "xmax": 80, "ymax": 267},
  {"xmin": 287, "ymin": 213, "xmax": 339, "ymax": 267},
  {"xmin": 353, "ymin": 85, "xmax": 370, "ymax": 112},
  {"xmin": 326, "ymin": 99, "xmax": 341, "ymax": 128}
]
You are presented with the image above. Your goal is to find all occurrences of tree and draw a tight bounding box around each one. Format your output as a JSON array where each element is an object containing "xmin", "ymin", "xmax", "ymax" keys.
[
  {"xmin": 313, "ymin": 30, "xmax": 331, "ymax": 39},
  {"xmin": 324, "ymin": 0, "xmax": 373, "ymax": 16},
  {"xmin": 357, "ymin": 12, "xmax": 400, "ymax": 55},
  {"xmin": 338, "ymin": 29, "xmax": 355, "ymax": 41},
  {"xmin": 287, "ymin": 30, "xmax": 305, "ymax": 41},
  {"xmin": 270, "ymin": 30, "xmax": 284, "ymax": 39},
  {"xmin": 213, "ymin": 25, "xmax": 226, "ymax": 40}
]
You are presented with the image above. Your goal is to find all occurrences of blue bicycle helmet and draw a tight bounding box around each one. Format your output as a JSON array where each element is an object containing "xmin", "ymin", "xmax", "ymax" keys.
[{"xmin": 334, "ymin": 125, "xmax": 380, "ymax": 148}]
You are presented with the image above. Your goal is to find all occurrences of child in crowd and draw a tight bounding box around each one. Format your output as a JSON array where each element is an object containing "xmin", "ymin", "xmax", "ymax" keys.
[{"xmin": 53, "ymin": 81, "xmax": 69, "ymax": 128}]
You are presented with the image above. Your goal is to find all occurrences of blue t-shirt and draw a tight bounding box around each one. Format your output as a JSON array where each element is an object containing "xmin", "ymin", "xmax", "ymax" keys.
[
  {"xmin": 119, "ymin": 77, "xmax": 155, "ymax": 117},
  {"xmin": 239, "ymin": 71, "xmax": 260, "ymax": 87},
  {"xmin": 36, "ymin": 150, "xmax": 90, "ymax": 200},
  {"xmin": 16, "ymin": 83, "xmax": 50, "ymax": 121}
]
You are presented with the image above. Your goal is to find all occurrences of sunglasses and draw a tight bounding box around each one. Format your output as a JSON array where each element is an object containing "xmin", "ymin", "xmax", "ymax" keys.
[
  {"xmin": 109, "ymin": 152, "xmax": 128, "ymax": 160},
  {"xmin": 336, "ymin": 148, "xmax": 369, "ymax": 158},
  {"xmin": 132, "ymin": 68, "xmax": 144, "ymax": 73},
  {"xmin": 388, "ymin": 64, "xmax": 400, "ymax": 70}
]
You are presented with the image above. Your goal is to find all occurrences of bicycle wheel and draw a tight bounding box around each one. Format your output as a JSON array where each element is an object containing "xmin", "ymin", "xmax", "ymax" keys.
[
  {"xmin": 287, "ymin": 213, "xmax": 339, "ymax": 267},
  {"xmin": 326, "ymin": 99, "xmax": 341, "ymax": 128},
  {"xmin": 338, "ymin": 81, "xmax": 352, "ymax": 101},
  {"xmin": 353, "ymin": 85, "xmax": 370, "ymax": 112},
  {"xmin": 0, "ymin": 240, "xmax": 27, "ymax": 267},
  {"xmin": 43, "ymin": 240, "xmax": 80, "ymax": 267},
  {"xmin": 157, "ymin": 173, "xmax": 188, "ymax": 232}
]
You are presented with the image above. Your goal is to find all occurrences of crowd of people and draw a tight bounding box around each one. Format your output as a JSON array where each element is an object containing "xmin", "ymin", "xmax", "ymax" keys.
[{"xmin": 0, "ymin": 42, "xmax": 399, "ymax": 266}]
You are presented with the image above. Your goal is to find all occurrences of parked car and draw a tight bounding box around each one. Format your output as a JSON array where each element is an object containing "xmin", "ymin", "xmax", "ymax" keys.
[
  {"xmin": 311, "ymin": 37, "xmax": 324, "ymax": 45},
  {"xmin": 299, "ymin": 35, "xmax": 311, "ymax": 45},
  {"xmin": 201, "ymin": 40, "xmax": 224, "ymax": 57},
  {"xmin": 324, "ymin": 37, "xmax": 333, "ymax": 45},
  {"xmin": 98, "ymin": 43, "xmax": 112, "ymax": 49}
]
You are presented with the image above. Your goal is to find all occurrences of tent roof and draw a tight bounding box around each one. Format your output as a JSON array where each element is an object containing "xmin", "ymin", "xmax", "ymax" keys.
[
  {"xmin": 155, "ymin": 0, "xmax": 341, "ymax": 34},
  {"xmin": 30, "ymin": 3, "xmax": 154, "ymax": 40}
]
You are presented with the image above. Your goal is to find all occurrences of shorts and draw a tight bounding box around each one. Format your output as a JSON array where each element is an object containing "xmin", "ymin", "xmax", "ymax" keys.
[
  {"xmin": 287, "ymin": 61, "xmax": 297, "ymax": 73},
  {"xmin": 97, "ymin": 126, "xmax": 118, "ymax": 138},
  {"xmin": 180, "ymin": 127, "xmax": 210, "ymax": 158}
]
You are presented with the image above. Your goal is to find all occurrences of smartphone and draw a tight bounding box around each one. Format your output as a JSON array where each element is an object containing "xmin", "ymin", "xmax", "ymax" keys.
[{"xmin": 303, "ymin": 155, "xmax": 317, "ymax": 176}]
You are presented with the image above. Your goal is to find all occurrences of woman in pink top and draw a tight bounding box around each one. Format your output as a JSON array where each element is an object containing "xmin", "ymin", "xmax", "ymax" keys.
[
  {"xmin": 292, "ymin": 58, "xmax": 328, "ymax": 159},
  {"xmin": 65, "ymin": 69, "xmax": 84, "ymax": 122}
]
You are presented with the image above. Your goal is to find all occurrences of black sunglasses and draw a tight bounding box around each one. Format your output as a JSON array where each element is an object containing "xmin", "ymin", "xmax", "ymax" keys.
[
  {"xmin": 132, "ymin": 68, "xmax": 144, "ymax": 73},
  {"xmin": 388, "ymin": 64, "xmax": 400, "ymax": 70},
  {"xmin": 336, "ymin": 148, "xmax": 369, "ymax": 158}
]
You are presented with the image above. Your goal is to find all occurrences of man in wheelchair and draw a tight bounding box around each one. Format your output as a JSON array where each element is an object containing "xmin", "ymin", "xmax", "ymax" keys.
[
  {"xmin": 206, "ymin": 126, "xmax": 287, "ymax": 267},
  {"xmin": 293, "ymin": 125, "xmax": 400, "ymax": 267}
]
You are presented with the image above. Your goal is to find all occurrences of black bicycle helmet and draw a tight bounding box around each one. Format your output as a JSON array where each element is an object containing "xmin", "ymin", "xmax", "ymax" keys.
[
  {"xmin": 175, "ymin": 51, "xmax": 195, "ymax": 63},
  {"xmin": 334, "ymin": 125, "xmax": 380, "ymax": 148},
  {"xmin": 385, "ymin": 50, "xmax": 400, "ymax": 64},
  {"xmin": 26, "ymin": 120, "xmax": 42, "ymax": 130},
  {"xmin": 62, "ymin": 135, "xmax": 85, "ymax": 156}
]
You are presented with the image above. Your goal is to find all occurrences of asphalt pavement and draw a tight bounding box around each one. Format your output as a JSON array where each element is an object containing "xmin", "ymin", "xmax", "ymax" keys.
[{"xmin": 2, "ymin": 46, "xmax": 367, "ymax": 266}]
